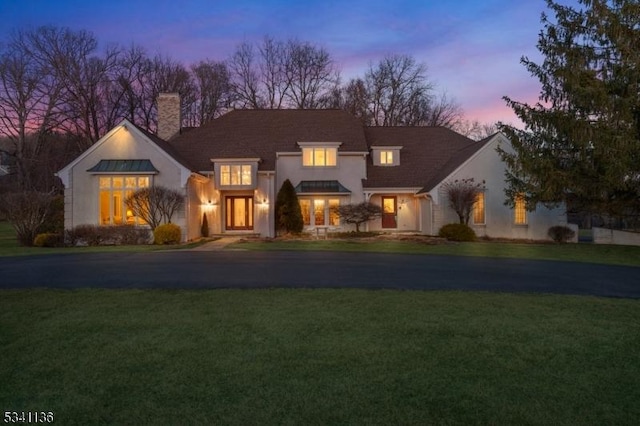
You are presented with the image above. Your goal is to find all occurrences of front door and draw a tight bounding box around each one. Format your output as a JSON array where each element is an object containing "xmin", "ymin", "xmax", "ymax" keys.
[
  {"xmin": 381, "ymin": 196, "xmax": 397, "ymax": 228},
  {"xmin": 225, "ymin": 196, "xmax": 254, "ymax": 230}
]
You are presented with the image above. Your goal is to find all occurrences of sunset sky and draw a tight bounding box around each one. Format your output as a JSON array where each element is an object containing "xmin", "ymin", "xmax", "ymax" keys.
[{"xmin": 0, "ymin": 0, "xmax": 580, "ymax": 126}]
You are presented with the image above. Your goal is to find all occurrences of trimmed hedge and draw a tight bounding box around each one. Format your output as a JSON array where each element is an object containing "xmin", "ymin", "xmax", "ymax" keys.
[
  {"xmin": 153, "ymin": 223, "xmax": 181, "ymax": 244},
  {"xmin": 65, "ymin": 225, "xmax": 151, "ymax": 246},
  {"xmin": 548, "ymin": 225, "xmax": 576, "ymax": 243},
  {"xmin": 438, "ymin": 223, "xmax": 477, "ymax": 242}
]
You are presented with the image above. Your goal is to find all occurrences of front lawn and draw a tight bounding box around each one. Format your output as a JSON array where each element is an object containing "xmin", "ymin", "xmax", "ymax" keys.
[
  {"xmin": 1, "ymin": 289, "xmax": 639, "ymax": 425},
  {"xmin": 231, "ymin": 238, "xmax": 640, "ymax": 267}
]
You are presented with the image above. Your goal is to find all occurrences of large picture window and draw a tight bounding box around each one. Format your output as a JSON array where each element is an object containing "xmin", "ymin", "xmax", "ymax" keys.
[
  {"xmin": 99, "ymin": 176, "xmax": 149, "ymax": 225},
  {"xmin": 299, "ymin": 198, "xmax": 340, "ymax": 227},
  {"xmin": 302, "ymin": 147, "xmax": 337, "ymax": 167},
  {"xmin": 221, "ymin": 164, "xmax": 252, "ymax": 186}
]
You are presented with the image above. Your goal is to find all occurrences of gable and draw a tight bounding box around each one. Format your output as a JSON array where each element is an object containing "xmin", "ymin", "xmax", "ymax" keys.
[
  {"xmin": 363, "ymin": 127, "xmax": 487, "ymax": 192},
  {"xmin": 56, "ymin": 120, "xmax": 194, "ymax": 188}
]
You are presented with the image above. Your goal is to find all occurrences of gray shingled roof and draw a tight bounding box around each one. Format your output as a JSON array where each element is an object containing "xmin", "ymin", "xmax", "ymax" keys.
[
  {"xmin": 363, "ymin": 127, "xmax": 489, "ymax": 193},
  {"xmin": 154, "ymin": 109, "xmax": 488, "ymax": 192},
  {"xmin": 168, "ymin": 109, "xmax": 369, "ymax": 171}
]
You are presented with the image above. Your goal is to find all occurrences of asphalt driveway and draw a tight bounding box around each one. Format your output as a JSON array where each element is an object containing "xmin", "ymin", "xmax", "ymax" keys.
[{"xmin": 1, "ymin": 250, "xmax": 638, "ymax": 298}]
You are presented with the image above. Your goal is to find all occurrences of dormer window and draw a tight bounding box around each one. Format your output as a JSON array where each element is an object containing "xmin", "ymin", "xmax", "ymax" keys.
[
  {"xmin": 380, "ymin": 151, "xmax": 393, "ymax": 165},
  {"xmin": 297, "ymin": 142, "xmax": 342, "ymax": 167},
  {"xmin": 302, "ymin": 147, "xmax": 337, "ymax": 167},
  {"xmin": 372, "ymin": 146, "xmax": 402, "ymax": 166}
]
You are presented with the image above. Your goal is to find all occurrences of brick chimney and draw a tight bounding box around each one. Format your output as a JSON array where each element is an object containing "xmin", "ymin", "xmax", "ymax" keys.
[{"xmin": 157, "ymin": 93, "xmax": 181, "ymax": 141}]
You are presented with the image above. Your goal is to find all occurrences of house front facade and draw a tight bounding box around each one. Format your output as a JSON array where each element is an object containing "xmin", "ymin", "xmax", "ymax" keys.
[{"xmin": 56, "ymin": 93, "xmax": 570, "ymax": 242}]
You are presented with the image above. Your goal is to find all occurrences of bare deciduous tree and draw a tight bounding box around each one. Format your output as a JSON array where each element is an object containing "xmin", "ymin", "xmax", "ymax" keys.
[
  {"xmin": 125, "ymin": 186, "xmax": 184, "ymax": 230},
  {"xmin": 333, "ymin": 202, "xmax": 383, "ymax": 232},
  {"xmin": 188, "ymin": 60, "xmax": 232, "ymax": 126},
  {"xmin": 0, "ymin": 191, "xmax": 55, "ymax": 245},
  {"xmin": 442, "ymin": 178, "xmax": 485, "ymax": 224}
]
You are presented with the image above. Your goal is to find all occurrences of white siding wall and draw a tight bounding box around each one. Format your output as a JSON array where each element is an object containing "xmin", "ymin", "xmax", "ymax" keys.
[
  {"xmin": 430, "ymin": 135, "xmax": 568, "ymax": 240},
  {"xmin": 61, "ymin": 125, "xmax": 191, "ymax": 240}
]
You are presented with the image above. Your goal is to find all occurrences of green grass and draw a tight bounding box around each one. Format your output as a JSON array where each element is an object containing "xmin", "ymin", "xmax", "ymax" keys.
[
  {"xmin": 1, "ymin": 289, "xmax": 639, "ymax": 425},
  {"xmin": 232, "ymin": 239, "xmax": 640, "ymax": 267},
  {"xmin": 0, "ymin": 221, "xmax": 204, "ymax": 256}
]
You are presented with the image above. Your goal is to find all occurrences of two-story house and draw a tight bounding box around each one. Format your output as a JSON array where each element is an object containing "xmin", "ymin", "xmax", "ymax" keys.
[{"xmin": 56, "ymin": 93, "xmax": 569, "ymax": 241}]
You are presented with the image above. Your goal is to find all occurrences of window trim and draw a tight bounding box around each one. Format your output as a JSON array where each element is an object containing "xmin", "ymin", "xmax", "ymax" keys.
[
  {"xmin": 301, "ymin": 147, "xmax": 338, "ymax": 167},
  {"xmin": 98, "ymin": 175, "xmax": 150, "ymax": 226},
  {"xmin": 473, "ymin": 192, "xmax": 486, "ymax": 225},
  {"xmin": 299, "ymin": 197, "xmax": 341, "ymax": 227}
]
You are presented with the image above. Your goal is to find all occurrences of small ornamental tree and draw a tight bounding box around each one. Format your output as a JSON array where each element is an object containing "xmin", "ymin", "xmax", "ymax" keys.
[
  {"xmin": 125, "ymin": 185, "xmax": 184, "ymax": 230},
  {"xmin": 334, "ymin": 202, "xmax": 383, "ymax": 232},
  {"xmin": 201, "ymin": 212, "xmax": 209, "ymax": 237},
  {"xmin": 0, "ymin": 191, "xmax": 55, "ymax": 246},
  {"xmin": 442, "ymin": 178, "xmax": 485, "ymax": 224},
  {"xmin": 275, "ymin": 179, "xmax": 304, "ymax": 234}
]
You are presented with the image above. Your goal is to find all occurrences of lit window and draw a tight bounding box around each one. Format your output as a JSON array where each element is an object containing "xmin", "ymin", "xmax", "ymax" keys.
[
  {"xmin": 473, "ymin": 192, "xmax": 485, "ymax": 225},
  {"xmin": 220, "ymin": 165, "xmax": 252, "ymax": 186},
  {"xmin": 302, "ymin": 147, "xmax": 337, "ymax": 166},
  {"xmin": 329, "ymin": 199, "xmax": 340, "ymax": 226},
  {"xmin": 380, "ymin": 151, "xmax": 393, "ymax": 165},
  {"xmin": 514, "ymin": 194, "xmax": 527, "ymax": 225},
  {"xmin": 99, "ymin": 175, "xmax": 149, "ymax": 225},
  {"xmin": 299, "ymin": 199, "xmax": 311, "ymax": 226},
  {"xmin": 314, "ymin": 200, "xmax": 325, "ymax": 225}
]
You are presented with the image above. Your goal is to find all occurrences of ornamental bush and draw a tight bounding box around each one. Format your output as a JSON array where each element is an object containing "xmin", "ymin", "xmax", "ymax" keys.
[
  {"xmin": 548, "ymin": 225, "xmax": 576, "ymax": 243},
  {"xmin": 153, "ymin": 223, "xmax": 181, "ymax": 244},
  {"xmin": 275, "ymin": 179, "xmax": 304, "ymax": 234},
  {"xmin": 438, "ymin": 223, "xmax": 477, "ymax": 242},
  {"xmin": 65, "ymin": 224, "xmax": 151, "ymax": 246},
  {"xmin": 33, "ymin": 232, "xmax": 64, "ymax": 247},
  {"xmin": 201, "ymin": 213, "xmax": 209, "ymax": 237}
]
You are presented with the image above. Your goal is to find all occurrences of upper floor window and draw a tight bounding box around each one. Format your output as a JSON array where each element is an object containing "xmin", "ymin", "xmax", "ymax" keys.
[
  {"xmin": 221, "ymin": 164, "xmax": 252, "ymax": 186},
  {"xmin": 372, "ymin": 146, "xmax": 401, "ymax": 166},
  {"xmin": 380, "ymin": 151, "xmax": 393, "ymax": 165},
  {"xmin": 302, "ymin": 147, "xmax": 337, "ymax": 167}
]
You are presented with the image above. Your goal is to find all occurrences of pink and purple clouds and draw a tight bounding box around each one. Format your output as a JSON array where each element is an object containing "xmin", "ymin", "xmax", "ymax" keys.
[{"xmin": 1, "ymin": 0, "xmax": 580, "ymax": 125}]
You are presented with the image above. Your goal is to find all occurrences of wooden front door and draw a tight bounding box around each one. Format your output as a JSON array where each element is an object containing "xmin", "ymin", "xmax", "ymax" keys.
[
  {"xmin": 381, "ymin": 196, "xmax": 397, "ymax": 229},
  {"xmin": 225, "ymin": 196, "xmax": 253, "ymax": 230}
]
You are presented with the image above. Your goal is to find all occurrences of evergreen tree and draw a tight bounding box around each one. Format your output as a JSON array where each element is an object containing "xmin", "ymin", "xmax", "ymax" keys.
[
  {"xmin": 275, "ymin": 179, "xmax": 304, "ymax": 234},
  {"xmin": 500, "ymin": 0, "xmax": 640, "ymax": 222}
]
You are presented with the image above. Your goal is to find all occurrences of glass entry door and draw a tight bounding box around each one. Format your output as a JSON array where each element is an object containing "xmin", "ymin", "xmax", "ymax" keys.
[
  {"xmin": 381, "ymin": 196, "xmax": 397, "ymax": 228},
  {"xmin": 225, "ymin": 196, "xmax": 254, "ymax": 230}
]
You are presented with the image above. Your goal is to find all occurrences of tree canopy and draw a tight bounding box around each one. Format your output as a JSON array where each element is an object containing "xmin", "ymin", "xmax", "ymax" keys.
[{"xmin": 500, "ymin": 0, "xmax": 640, "ymax": 223}]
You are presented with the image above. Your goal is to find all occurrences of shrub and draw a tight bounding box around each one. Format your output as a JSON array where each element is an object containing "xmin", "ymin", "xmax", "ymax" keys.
[
  {"xmin": 275, "ymin": 179, "xmax": 304, "ymax": 234},
  {"xmin": 0, "ymin": 191, "xmax": 56, "ymax": 246},
  {"xmin": 154, "ymin": 223, "xmax": 181, "ymax": 244},
  {"xmin": 438, "ymin": 223, "xmax": 477, "ymax": 242},
  {"xmin": 37, "ymin": 195, "xmax": 64, "ymax": 234},
  {"xmin": 548, "ymin": 225, "xmax": 576, "ymax": 243},
  {"xmin": 33, "ymin": 232, "xmax": 64, "ymax": 247},
  {"xmin": 65, "ymin": 224, "xmax": 151, "ymax": 246},
  {"xmin": 201, "ymin": 213, "xmax": 209, "ymax": 237}
]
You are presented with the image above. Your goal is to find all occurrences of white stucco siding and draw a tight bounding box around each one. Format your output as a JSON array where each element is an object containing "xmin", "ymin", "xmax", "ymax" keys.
[
  {"xmin": 60, "ymin": 124, "xmax": 191, "ymax": 238},
  {"xmin": 275, "ymin": 153, "xmax": 367, "ymax": 203},
  {"xmin": 254, "ymin": 173, "xmax": 275, "ymax": 237},
  {"xmin": 431, "ymin": 134, "xmax": 567, "ymax": 240}
]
